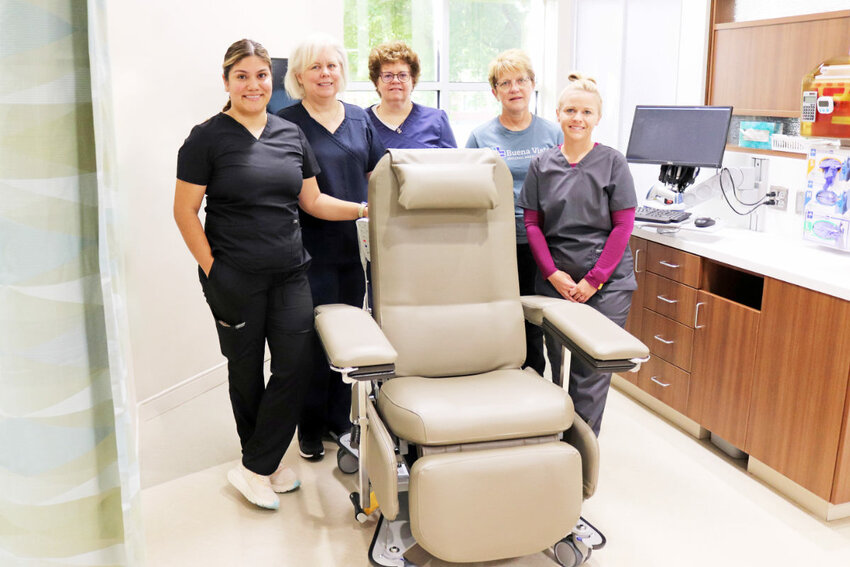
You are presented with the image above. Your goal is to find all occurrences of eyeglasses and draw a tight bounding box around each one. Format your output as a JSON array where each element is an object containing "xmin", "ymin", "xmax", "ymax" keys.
[
  {"xmin": 495, "ymin": 77, "xmax": 532, "ymax": 90},
  {"xmin": 379, "ymin": 72, "xmax": 411, "ymax": 83}
]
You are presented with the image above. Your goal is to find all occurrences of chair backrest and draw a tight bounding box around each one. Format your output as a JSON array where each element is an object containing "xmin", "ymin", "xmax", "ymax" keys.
[{"xmin": 368, "ymin": 148, "xmax": 525, "ymax": 377}]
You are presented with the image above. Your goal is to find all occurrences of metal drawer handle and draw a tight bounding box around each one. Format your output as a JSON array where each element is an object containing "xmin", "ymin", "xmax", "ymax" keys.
[
  {"xmin": 650, "ymin": 376, "xmax": 671, "ymax": 388},
  {"xmin": 657, "ymin": 295, "xmax": 678, "ymax": 304},
  {"xmin": 653, "ymin": 334, "xmax": 674, "ymax": 345},
  {"xmin": 694, "ymin": 301, "xmax": 706, "ymax": 328},
  {"xmin": 659, "ymin": 260, "xmax": 680, "ymax": 269},
  {"xmin": 634, "ymin": 248, "xmax": 643, "ymax": 273}
]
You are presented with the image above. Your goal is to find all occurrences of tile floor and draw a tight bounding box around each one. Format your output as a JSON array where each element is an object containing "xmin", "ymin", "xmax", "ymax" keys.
[{"xmin": 141, "ymin": 383, "xmax": 850, "ymax": 566}]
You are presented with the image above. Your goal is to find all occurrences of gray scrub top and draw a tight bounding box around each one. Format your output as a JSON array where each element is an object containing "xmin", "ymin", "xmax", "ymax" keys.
[{"xmin": 517, "ymin": 144, "xmax": 638, "ymax": 291}]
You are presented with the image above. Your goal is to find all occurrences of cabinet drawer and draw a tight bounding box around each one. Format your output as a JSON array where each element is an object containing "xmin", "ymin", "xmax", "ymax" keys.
[
  {"xmin": 640, "ymin": 309, "xmax": 694, "ymax": 371},
  {"xmin": 643, "ymin": 272, "xmax": 698, "ymax": 326},
  {"xmin": 646, "ymin": 241, "xmax": 701, "ymax": 287},
  {"xmin": 637, "ymin": 356, "xmax": 690, "ymax": 415}
]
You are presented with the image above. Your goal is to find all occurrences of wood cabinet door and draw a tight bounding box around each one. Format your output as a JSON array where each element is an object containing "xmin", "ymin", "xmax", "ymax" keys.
[
  {"xmin": 643, "ymin": 272, "xmax": 698, "ymax": 326},
  {"xmin": 636, "ymin": 355, "xmax": 690, "ymax": 415},
  {"xmin": 689, "ymin": 290, "xmax": 760, "ymax": 448},
  {"xmin": 746, "ymin": 279, "xmax": 850, "ymax": 501},
  {"xmin": 640, "ymin": 309, "xmax": 694, "ymax": 372},
  {"xmin": 646, "ymin": 241, "xmax": 702, "ymax": 287},
  {"xmin": 625, "ymin": 236, "xmax": 647, "ymax": 340}
]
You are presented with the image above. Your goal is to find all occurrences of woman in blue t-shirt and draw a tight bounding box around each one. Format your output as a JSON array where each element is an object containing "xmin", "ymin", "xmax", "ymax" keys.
[
  {"xmin": 278, "ymin": 35, "xmax": 386, "ymax": 462},
  {"xmin": 466, "ymin": 49, "xmax": 563, "ymax": 378},
  {"xmin": 174, "ymin": 39, "xmax": 367, "ymax": 511}
]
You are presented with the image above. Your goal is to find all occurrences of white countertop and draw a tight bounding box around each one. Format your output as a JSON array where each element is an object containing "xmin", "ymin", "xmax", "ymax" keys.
[{"xmin": 633, "ymin": 222, "xmax": 850, "ymax": 301}]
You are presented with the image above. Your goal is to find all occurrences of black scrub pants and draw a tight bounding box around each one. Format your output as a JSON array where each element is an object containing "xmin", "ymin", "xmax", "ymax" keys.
[
  {"xmin": 517, "ymin": 243, "xmax": 546, "ymax": 376},
  {"xmin": 299, "ymin": 260, "xmax": 365, "ymax": 443},
  {"xmin": 199, "ymin": 261, "xmax": 313, "ymax": 476},
  {"xmin": 536, "ymin": 275, "xmax": 633, "ymax": 436}
]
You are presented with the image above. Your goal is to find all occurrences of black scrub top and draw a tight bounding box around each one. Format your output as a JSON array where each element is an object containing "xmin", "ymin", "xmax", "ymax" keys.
[{"xmin": 177, "ymin": 112, "xmax": 320, "ymax": 274}]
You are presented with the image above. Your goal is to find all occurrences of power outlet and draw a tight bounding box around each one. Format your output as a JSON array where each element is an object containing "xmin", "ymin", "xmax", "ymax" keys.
[{"xmin": 769, "ymin": 186, "xmax": 788, "ymax": 210}]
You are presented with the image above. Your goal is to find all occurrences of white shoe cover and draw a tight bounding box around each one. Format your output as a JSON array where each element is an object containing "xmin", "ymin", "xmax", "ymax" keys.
[
  {"xmin": 227, "ymin": 464, "xmax": 280, "ymax": 510},
  {"xmin": 270, "ymin": 464, "xmax": 301, "ymax": 493}
]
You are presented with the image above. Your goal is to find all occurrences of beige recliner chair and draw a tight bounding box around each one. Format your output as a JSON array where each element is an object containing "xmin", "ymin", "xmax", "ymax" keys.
[{"xmin": 314, "ymin": 149, "xmax": 649, "ymax": 566}]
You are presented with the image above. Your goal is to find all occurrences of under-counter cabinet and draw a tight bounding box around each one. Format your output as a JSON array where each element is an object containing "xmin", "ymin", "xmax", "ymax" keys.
[
  {"xmin": 621, "ymin": 234, "xmax": 850, "ymax": 517},
  {"xmin": 635, "ymin": 241, "xmax": 704, "ymax": 417},
  {"xmin": 689, "ymin": 264, "xmax": 762, "ymax": 450},
  {"xmin": 746, "ymin": 279, "xmax": 850, "ymax": 503}
]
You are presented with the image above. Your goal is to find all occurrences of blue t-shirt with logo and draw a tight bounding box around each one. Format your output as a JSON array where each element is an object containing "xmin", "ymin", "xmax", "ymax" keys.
[{"xmin": 466, "ymin": 115, "xmax": 563, "ymax": 243}]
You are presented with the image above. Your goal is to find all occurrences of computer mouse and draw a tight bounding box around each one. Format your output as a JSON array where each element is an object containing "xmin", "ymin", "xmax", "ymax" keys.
[{"xmin": 694, "ymin": 217, "xmax": 716, "ymax": 228}]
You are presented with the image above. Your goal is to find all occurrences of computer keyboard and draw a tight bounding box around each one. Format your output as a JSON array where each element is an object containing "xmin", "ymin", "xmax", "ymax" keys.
[{"xmin": 634, "ymin": 206, "xmax": 692, "ymax": 224}]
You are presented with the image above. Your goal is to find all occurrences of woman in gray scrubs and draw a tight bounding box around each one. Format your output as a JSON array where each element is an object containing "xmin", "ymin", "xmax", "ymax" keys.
[{"xmin": 517, "ymin": 73, "xmax": 637, "ymax": 436}]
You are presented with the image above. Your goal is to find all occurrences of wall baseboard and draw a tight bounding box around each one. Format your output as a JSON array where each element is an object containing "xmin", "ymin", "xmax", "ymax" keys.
[{"xmin": 138, "ymin": 362, "xmax": 228, "ymax": 422}]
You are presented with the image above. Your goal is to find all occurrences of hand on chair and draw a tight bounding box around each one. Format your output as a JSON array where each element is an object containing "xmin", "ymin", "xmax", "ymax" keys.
[{"xmin": 547, "ymin": 270, "xmax": 578, "ymax": 302}]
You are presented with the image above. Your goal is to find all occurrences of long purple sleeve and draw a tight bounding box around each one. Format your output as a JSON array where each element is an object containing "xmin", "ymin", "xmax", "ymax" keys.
[
  {"xmin": 524, "ymin": 207, "xmax": 636, "ymax": 288},
  {"xmin": 523, "ymin": 208, "xmax": 557, "ymax": 279},
  {"xmin": 584, "ymin": 207, "xmax": 635, "ymax": 288}
]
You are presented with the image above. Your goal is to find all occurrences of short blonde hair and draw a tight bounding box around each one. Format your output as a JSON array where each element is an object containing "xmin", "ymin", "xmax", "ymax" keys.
[
  {"xmin": 368, "ymin": 41, "xmax": 421, "ymax": 88},
  {"xmin": 487, "ymin": 49, "xmax": 535, "ymax": 90},
  {"xmin": 284, "ymin": 34, "xmax": 348, "ymax": 99},
  {"xmin": 557, "ymin": 72, "xmax": 602, "ymax": 116}
]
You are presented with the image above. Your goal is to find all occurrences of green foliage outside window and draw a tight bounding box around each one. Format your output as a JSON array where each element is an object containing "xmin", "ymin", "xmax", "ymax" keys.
[
  {"xmin": 344, "ymin": 0, "xmax": 436, "ymax": 82},
  {"xmin": 448, "ymin": 0, "xmax": 533, "ymax": 83}
]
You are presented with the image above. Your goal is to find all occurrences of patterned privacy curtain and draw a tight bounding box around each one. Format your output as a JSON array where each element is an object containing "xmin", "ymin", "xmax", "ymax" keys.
[{"xmin": 0, "ymin": 1, "xmax": 142, "ymax": 565}]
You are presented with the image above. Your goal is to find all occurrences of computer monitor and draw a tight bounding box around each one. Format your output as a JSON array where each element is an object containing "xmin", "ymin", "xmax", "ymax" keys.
[
  {"xmin": 626, "ymin": 105, "xmax": 732, "ymax": 167},
  {"xmin": 626, "ymin": 105, "xmax": 733, "ymax": 191}
]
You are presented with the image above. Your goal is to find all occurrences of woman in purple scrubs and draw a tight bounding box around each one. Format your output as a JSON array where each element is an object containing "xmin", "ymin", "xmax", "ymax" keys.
[{"xmin": 364, "ymin": 41, "xmax": 456, "ymax": 149}]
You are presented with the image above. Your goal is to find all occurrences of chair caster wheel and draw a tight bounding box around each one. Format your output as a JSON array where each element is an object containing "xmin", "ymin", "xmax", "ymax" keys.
[
  {"xmin": 554, "ymin": 534, "xmax": 591, "ymax": 567},
  {"xmin": 338, "ymin": 447, "xmax": 359, "ymax": 474}
]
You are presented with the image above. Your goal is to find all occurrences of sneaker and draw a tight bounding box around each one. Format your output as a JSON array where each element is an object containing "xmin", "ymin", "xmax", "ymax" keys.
[
  {"xmin": 270, "ymin": 463, "xmax": 301, "ymax": 493},
  {"xmin": 298, "ymin": 436, "xmax": 325, "ymax": 461},
  {"xmin": 227, "ymin": 464, "xmax": 279, "ymax": 510}
]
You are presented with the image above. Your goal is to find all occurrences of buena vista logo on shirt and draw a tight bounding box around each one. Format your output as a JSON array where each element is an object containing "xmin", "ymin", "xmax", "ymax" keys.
[{"xmin": 492, "ymin": 146, "xmax": 550, "ymax": 160}]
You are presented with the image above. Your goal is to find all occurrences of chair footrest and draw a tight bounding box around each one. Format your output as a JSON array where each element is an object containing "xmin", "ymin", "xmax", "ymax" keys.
[{"xmin": 409, "ymin": 442, "xmax": 583, "ymax": 563}]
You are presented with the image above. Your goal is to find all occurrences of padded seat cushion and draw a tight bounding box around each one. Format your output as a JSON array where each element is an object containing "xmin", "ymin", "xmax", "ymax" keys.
[{"xmin": 377, "ymin": 369, "xmax": 574, "ymax": 445}]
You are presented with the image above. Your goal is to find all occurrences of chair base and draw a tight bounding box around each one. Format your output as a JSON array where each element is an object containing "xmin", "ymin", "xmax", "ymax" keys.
[{"xmin": 369, "ymin": 497, "xmax": 417, "ymax": 567}]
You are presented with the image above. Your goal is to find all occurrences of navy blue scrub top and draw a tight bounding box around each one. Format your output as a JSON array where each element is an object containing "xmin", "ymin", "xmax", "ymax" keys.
[{"xmin": 278, "ymin": 101, "xmax": 385, "ymax": 264}]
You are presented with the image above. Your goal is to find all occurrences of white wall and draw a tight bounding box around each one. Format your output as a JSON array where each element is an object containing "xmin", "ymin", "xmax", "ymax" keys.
[
  {"xmin": 104, "ymin": 1, "xmax": 344, "ymax": 413},
  {"xmin": 572, "ymin": 0, "xmax": 810, "ymax": 235},
  {"xmin": 573, "ymin": 0, "xmax": 711, "ymax": 194}
]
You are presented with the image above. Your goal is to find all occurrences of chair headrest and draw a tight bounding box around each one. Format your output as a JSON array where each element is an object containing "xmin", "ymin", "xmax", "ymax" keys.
[{"xmin": 391, "ymin": 152, "xmax": 499, "ymax": 210}]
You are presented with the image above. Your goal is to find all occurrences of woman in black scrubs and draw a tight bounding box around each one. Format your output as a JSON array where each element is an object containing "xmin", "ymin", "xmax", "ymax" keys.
[{"xmin": 173, "ymin": 39, "xmax": 367, "ymax": 510}]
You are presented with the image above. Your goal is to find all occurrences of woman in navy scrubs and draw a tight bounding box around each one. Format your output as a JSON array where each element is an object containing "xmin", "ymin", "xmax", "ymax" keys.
[
  {"xmin": 278, "ymin": 35, "xmax": 385, "ymax": 461},
  {"xmin": 174, "ymin": 39, "xmax": 367, "ymax": 510},
  {"xmin": 518, "ymin": 73, "xmax": 637, "ymax": 436}
]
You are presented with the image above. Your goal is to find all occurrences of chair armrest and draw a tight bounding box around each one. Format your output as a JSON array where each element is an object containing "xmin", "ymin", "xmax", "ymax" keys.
[
  {"xmin": 314, "ymin": 304, "xmax": 398, "ymax": 376},
  {"xmin": 520, "ymin": 295, "xmax": 562, "ymax": 326},
  {"xmin": 562, "ymin": 414, "xmax": 599, "ymax": 499},
  {"xmin": 522, "ymin": 295, "xmax": 650, "ymax": 373}
]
